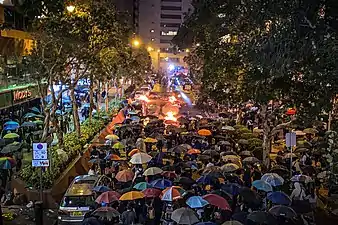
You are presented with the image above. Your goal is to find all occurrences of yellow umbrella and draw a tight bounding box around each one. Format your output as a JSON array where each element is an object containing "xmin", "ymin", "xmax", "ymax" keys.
[
  {"xmin": 3, "ymin": 133, "xmax": 19, "ymax": 139},
  {"xmin": 128, "ymin": 149, "xmax": 141, "ymax": 157},
  {"xmin": 198, "ymin": 129, "xmax": 212, "ymax": 136},
  {"xmin": 119, "ymin": 191, "xmax": 145, "ymax": 201},
  {"xmin": 144, "ymin": 137, "xmax": 158, "ymax": 143},
  {"xmin": 105, "ymin": 134, "xmax": 119, "ymax": 141},
  {"xmin": 113, "ymin": 142, "xmax": 125, "ymax": 149}
]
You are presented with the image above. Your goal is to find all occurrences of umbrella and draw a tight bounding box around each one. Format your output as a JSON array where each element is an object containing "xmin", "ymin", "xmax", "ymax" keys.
[
  {"xmin": 219, "ymin": 141, "xmax": 232, "ymax": 146},
  {"xmin": 1, "ymin": 142, "xmax": 22, "ymax": 154},
  {"xmin": 0, "ymin": 157, "xmax": 16, "ymax": 169},
  {"xmin": 290, "ymin": 174, "xmax": 313, "ymax": 183},
  {"xmin": 116, "ymin": 170, "xmax": 134, "ymax": 182},
  {"xmin": 222, "ymin": 126, "xmax": 235, "ymax": 131},
  {"xmin": 196, "ymin": 222, "xmax": 217, "ymax": 225},
  {"xmin": 187, "ymin": 149, "xmax": 201, "ymax": 155},
  {"xmin": 30, "ymin": 107, "xmax": 41, "ymax": 114},
  {"xmin": 196, "ymin": 175, "xmax": 217, "ymax": 185},
  {"xmin": 161, "ymin": 186, "xmax": 185, "ymax": 201},
  {"xmin": 247, "ymin": 211, "xmax": 276, "ymax": 224},
  {"xmin": 107, "ymin": 154, "xmax": 122, "ymax": 161},
  {"xmin": 105, "ymin": 134, "xmax": 119, "ymax": 141},
  {"xmin": 239, "ymin": 151, "xmax": 252, "ymax": 157},
  {"xmin": 130, "ymin": 116, "xmax": 140, "ymax": 122},
  {"xmin": 92, "ymin": 206, "xmax": 120, "ymax": 220},
  {"xmin": 176, "ymin": 177, "xmax": 195, "ymax": 185},
  {"xmin": 303, "ymin": 128, "xmax": 318, "ymax": 134},
  {"xmin": 130, "ymin": 152, "xmax": 152, "ymax": 164},
  {"xmin": 171, "ymin": 207, "xmax": 199, "ymax": 225},
  {"xmin": 239, "ymin": 188, "xmax": 257, "ymax": 203},
  {"xmin": 112, "ymin": 142, "xmax": 125, "ymax": 149},
  {"xmin": 232, "ymin": 212, "xmax": 249, "ymax": 224},
  {"xmin": 128, "ymin": 148, "xmax": 141, "ymax": 157},
  {"xmin": 261, "ymin": 173, "xmax": 284, "ymax": 186},
  {"xmin": 267, "ymin": 191, "xmax": 291, "ymax": 205},
  {"xmin": 95, "ymin": 191, "xmax": 121, "ymax": 204},
  {"xmin": 252, "ymin": 180, "xmax": 273, "ymax": 192},
  {"xmin": 269, "ymin": 166, "xmax": 289, "ymax": 175},
  {"xmin": 168, "ymin": 145, "xmax": 187, "ymax": 153},
  {"xmin": 186, "ymin": 196, "xmax": 209, "ymax": 208},
  {"xmin": 180, "ymin": 144, "xmax": 192, "ymax": 150},
  {"xmin": 144, "ymin": 137, "xmax": 158, "ymax": 143},
  {"xmin": 222, "ymin": 163, "xmax": 240, "ymax": 173},
  {"xmin": 237, "ymin": 139, "xmax": 249, "ymax": 145},
  {"xmin": 142, "ymin": 188, "xmax": 162, "ymax": 198},
  {"xmin": 128, "ymin": 111, "xmax": 138, "ymax": 115},
  {"xmin": 150, "ymin": 178, "xmax": 172, "ymax": 189},
  {"xmin": 89, "ymin": 158, "xmax": 102, "ymax": 164},
  {"xmin": 119, "ymin": 191, "xmax": 144, "ymax": 201},
  {"xmin": 23, "ymin": 113, "xmax": 37, "ymax": 119},
  {"xmin": 144, "ymin": 167, "xmax": 163, "ymax": 176},
  {"xmin": 269, "ymin": 205, "xmax": 297, "ymax": 219},
  {"xmin": 21, "ymin": 122, "xmax": 37, "ymax": 127},
  {"xmin": 4, "ymin": 121, "xmax": 19, "ymax": 126},
  {"xmin": 203, "ymin": 150, "xmax": 220, "ymax": 156},
  {"xmin": 33, "ymin": 120, "xmax": 43, "ymax": 125},
  {"xmin": 203, "ymin": 194, "xmax": 231, "ymax": 211},
  {"xmin": 92, "ymin": 186, "xmax": 111, "ymax": 192},
  {"xmin": 198, "ymin": 129, "xmax": 212, "ymax": 136},
  {"xmin": 4, "ymin": 124, "xmax": 19, "ymax": 131},
  {"xmin": 294, "ymin": 147, "xmax": 309, "ymax": 153},
  {"xmin": 134, "ymin": 182, "xmax": 151, "ymax": 191},
  {"xmin": 283, "ymin": 153, "xmax": 297, "ymax": 159},
  {"xmin": 162, "ymin": 171, "xmax": 178, "ymax": 179},
  {"xmin": 222, "ymin": 221, "xmax": 243, "ymax": 225},
  {"xmin": 3, "ymin": 133, "xmax": 20, "ymax": 139},
  {"xmin": 221, "ymin": 183, "xmax": 242, "ymax": 196},
  {"xmin": 222, "ymin": 155, "xmax": 241, "ymax": 165},
  {"xmin": 242, "ymin": 157, "xmax": 260, "ymax": 165}
]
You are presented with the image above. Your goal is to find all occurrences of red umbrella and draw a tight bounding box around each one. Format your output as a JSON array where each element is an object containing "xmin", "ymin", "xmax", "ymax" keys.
[
  {"xmin": 116, "ymin": 170, "xmax": 134, "ymax": 182},
  {"xmin": 162, "ymin": 171, "xmax": 178, "ymax": 179},
  {"xmin": 142, "ymin": 188, "xmax": 162, "ymax": 198},
  {"xmin": 203, "ymin": 194, "xmax": 231, "ymax": 211},
  {"xmin": 95, "ymin": 191, "xmax": 121, "ymax": 204}
]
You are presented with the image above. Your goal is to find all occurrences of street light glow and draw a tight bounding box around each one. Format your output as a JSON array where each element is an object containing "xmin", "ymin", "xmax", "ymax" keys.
[
  {"xmin": 147, "ymin": 46, "xmax": 154, "ymax": 52},
  {"xmin": 132, "ymin": 39, "xmax": 140, "ymax": 47},
  {"xmin": 66, "ymin": 5, "xmax": 75, "ymax": 13},
  {"xmin": 168, "ymin": 64, "xmax": 175, "ymax": 71}
]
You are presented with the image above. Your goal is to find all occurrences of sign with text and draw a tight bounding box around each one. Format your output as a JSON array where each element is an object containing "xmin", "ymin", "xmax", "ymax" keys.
[
  {"xmin": 33, "ymin": 143, "xmax": 48, "ymax": 160},
  {"xmin": 285, "ymin": 132, "xmax": 297, "ymax": 147},
  {"xmin": 32, "ymin": 159, "xmax": 49, "ymax": 167},
  {"xmin": 13, "ymin": 89, "xmax": 32, "ymax": 102}
]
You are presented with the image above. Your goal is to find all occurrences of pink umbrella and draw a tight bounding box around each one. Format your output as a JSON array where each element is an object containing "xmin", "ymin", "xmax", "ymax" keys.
[
  {"xmin": 203, "ymin": 194, "xmax": 231, "ymax": 211},
  {"xmin": 95, "ymin": 191, "xmax": 121, "ymax": 204}
]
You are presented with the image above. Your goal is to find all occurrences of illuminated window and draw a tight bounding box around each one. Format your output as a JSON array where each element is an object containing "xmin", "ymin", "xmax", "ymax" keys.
[{"xmin": 161, "ymin": 30, "xmax": 177, "ymax": 36}]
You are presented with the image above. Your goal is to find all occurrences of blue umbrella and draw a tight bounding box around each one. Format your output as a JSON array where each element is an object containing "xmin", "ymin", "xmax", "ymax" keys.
[
  {"xmin": 30, "ymin": 107, "xmax": 41, "ymax": 114},
  {"xmin": 186, "ymin": 196, "xmax": 209, "ymax": 208},
  {"xmin": 23, "ymin": 112, "xmax": 37, "ymax": 118},
  {"xmin": 21, "ymin": 122, "xmax": 37, "ymax": 128},
  {"xmin": 196, "ymin": 175, "xmax": 213, "ymax": 184},
  {"xmin": 92, "ymin": 186, "xmax": 111, "ymax": 192},
  {"xmin": 150, "ymin": 178, "xmax": 172, "ymax": 189},
  {"xmin": 252, "ymin": 180, "xmax": 273, "ymax": 192},
  {"xmin": 195, "ymin": 222, "xmax": 217, "ymax": 225},
  {"xmin": 130, "ymin": 116, "xmax": 140, "ymax": 122},
  {"xmin": 4, "ymin": 121, "xmax": 19, "ymax": 126},
  {"xmin": 221, "ymin": 183, "xmax": 242, "ymax": 195},
  {"xmin": 261, "ymin": 173, "xmax": 284, "ymax": 186},
  {"xmin": 267, "ymin": 191, "xmax": 291, "ymax": 205},
  {"xmin": 128, "ymin": 111, "xmax": 138, "ymax": 115},
  {"xmin": 4, "ymin": 124, "xmax": 19, "ymax": 131}
]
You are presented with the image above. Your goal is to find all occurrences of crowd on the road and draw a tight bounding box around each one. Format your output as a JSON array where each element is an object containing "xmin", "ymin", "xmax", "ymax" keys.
[{"xmin": 80, "ymin": 100, "xmax": 329, "ymax": 225}]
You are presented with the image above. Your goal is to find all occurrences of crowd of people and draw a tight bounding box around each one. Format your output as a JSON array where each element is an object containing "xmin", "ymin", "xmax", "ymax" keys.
[{"xmin": 80, "ymin": 101, "xmax": 327, "ymax": 225}]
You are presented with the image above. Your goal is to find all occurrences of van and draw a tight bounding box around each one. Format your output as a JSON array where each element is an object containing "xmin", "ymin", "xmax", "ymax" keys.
[{"xmin": 57, "ymin": 175, "xmax": 111, "ymax": 224}]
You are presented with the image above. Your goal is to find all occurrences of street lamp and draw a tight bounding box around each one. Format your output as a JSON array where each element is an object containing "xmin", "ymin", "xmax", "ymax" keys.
[
  {"xmin": 66, "ymin": 5, "xmax": 75, "ymax": 13},
  {"xmin": 147, "ymin": 46, "xmax": 154, "ymax": 52},
  {"xmin": 132, "ymin": 39, "xmax": 140, "ymax": 47}
]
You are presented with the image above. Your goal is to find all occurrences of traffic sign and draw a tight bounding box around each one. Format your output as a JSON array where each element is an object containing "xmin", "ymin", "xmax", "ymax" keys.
[
  {"xmin": 285, "ymin": 133, "xmax": 297, "ymax": 147},
  {"xmin": 32, "ymin": 159, "xmax": 50, "ymax": 167},
  {"xmin": 33, "ymin": 143, "xmax": 48, "ymax": 160}
]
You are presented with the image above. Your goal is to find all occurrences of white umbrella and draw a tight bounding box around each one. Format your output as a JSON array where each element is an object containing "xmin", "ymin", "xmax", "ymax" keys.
[
  {"xmin": 130, "ymin": 152, "xmax": 152, "ymax": 164},
  {"xmin": 143, "ymin": 167, "xmax": 163, "ymax": 176}
]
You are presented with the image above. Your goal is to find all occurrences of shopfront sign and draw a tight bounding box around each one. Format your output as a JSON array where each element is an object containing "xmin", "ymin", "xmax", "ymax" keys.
[{"xmin": 13, "ymin": 89, "xmax": 32, "ymax": 102}]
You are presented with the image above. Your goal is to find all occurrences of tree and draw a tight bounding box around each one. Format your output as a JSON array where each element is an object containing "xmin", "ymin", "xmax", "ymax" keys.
[{"xmin": 175, "ymin": 0, "xmax": 338, "ymax": 167}]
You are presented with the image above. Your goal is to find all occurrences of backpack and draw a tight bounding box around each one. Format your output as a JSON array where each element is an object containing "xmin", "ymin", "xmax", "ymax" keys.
[{"xmin": 148, "ymin": 206, "xmax": 155, "ymax": 219}]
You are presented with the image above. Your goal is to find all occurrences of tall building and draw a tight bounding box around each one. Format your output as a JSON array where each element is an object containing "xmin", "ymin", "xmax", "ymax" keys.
[{"xmin": 138, "ymin": 0, "xmax": 192, "ymax": 72}]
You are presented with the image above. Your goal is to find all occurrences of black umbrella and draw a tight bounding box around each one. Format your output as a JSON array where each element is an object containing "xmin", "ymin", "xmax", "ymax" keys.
[
  {"xmin": 219, "ymin": 141, "xmax": 231, "ymax": 146},
  {"xmin": 176, "ymin": 176, "xmax": 195, "ymax": 185},
  {"xmin": 239, "ymin": 151, "xmax": 253, "ymax": 157},
  {"xmin": 300, "ymin": 165, "xmax": 317, "ymax": 175},
  {"xmin": 239, "ymin": 188, "xmax": 257, "ymax": 203},
  {"xmin": 269, "ymin": 166, "xmax": 289, "ymax": 176},
  {"xmin": 198, "ymin": 155, "xmax": 211, "ymax": 161},
  {"xmin": 247, "ymin": 211, "xmax": 277, "ymax": 224},
  {"xmin": 1, "ymin": 142, "xmax": 22, "ymax": 154},
  {"xmin": 269, "ymin": 205, "xmax": 297, "ymax": 219},
  {"xmin": 242, "ymin": 157, "xmax": 260, "ymax": 165},
  {"xmin": 203, "ymin": 150, "xmax": 220, "ymax": 156},
  {"xmin": 232, "ymin": 212, "xmax": 249, "ymax": 224},
  {"xmin": 168, "ymin": 145, "xmax": 186, "ymax": 153},
  {"xmin": 21, "ymin": 122, "xmax": 37, "ymax": 128},
  {"xmin": 221, "ymin": 151, "xmax": 238, "ymax": 156},
  {"xmin": 238, "ymin": 139, "xmax": 249, "ymax": 145},
  {"xmin": 214, "ymin": 135, "xmax": 227, "ymax": 139}
]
